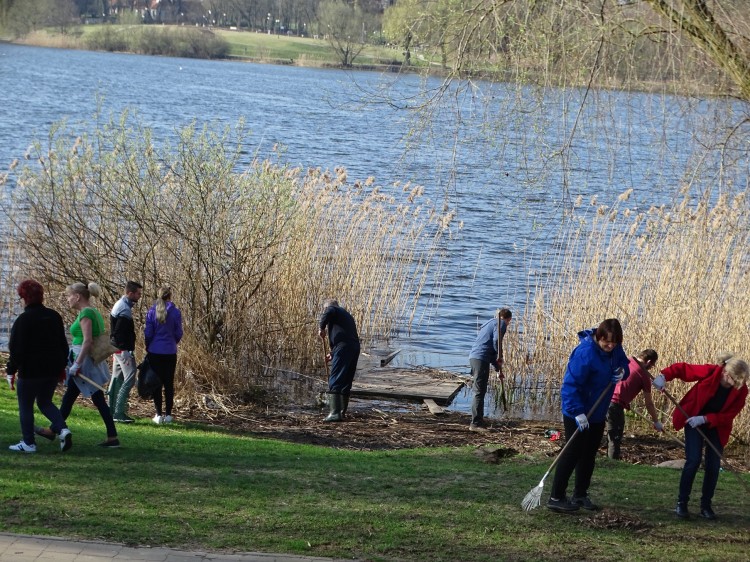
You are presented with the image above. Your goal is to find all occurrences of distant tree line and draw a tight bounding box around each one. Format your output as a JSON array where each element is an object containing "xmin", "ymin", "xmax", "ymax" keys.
[{"xmin": 0, "ymin": 1, "xmax": 393, "ymax": 38}]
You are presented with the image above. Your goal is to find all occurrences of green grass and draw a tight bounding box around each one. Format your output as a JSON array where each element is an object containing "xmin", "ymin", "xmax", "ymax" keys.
[
  {"xmin": 0, "ymin": 389, "xmax": 748, "ymax": 561},
  {"xmin": 210, "ymin": 29, "xmax": 405, "ymax": 67},
  {"xmin": 16, "ymin": 24, "xmax": 408, "ymax": 68}
]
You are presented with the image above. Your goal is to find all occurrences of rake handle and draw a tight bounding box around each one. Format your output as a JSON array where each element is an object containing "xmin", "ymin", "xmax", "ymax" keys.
[
  {"xmin": 541, "ymin": 381, "xmax": 615, "ymax": 480},
  {"xmin": 321, "ymin": 335, "xmax": 330, "ymax": 379},
  {"xmin": 497, "ymin": 312, "xmax": 508, "ymax": 411},
  {"xmin": 654, "ymin": 376, "xmax": 750, "ymax": 495}
]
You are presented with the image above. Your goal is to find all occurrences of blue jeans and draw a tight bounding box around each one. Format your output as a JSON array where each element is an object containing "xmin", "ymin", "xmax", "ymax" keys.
[
  {"xmin": 470, "ymin": 358, "xmax": 490, "ymax": 425},
  {"xmin": 16, "ymin": 377, "xmax": 67, "ymax": 445},
  {"xmin": 679, "ymin": 425, "xmax": 722, "ymax": 508},
  {"xmin": 328, "ymin": 342, "xmax": 360, "ymax": 395}
]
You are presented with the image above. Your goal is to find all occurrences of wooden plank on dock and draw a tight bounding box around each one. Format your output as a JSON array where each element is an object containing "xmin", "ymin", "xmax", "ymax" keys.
[
  {"xmin": 351, "ymin": 366, "xmax": 465, "ymax": 406},
  {"xmin": 423, "ymin": 398, "xmax": 445, "ymax": 415}
]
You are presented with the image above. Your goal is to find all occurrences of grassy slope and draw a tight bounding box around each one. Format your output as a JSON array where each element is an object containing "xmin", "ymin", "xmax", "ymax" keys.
[
  {"xmin": 6, "ymin": 25, "xmax": 409, "ymax": 68},
  {"xmin": 0, "ymin": 390, "xmax": 748, "ymax": 561}
]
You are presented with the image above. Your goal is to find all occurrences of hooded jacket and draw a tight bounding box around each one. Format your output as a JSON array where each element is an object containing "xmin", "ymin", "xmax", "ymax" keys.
[
  {"xmin": 661, "ymin": 362, "xmax": 748, "ymax": 447},
  {"xmin": 560, "ymin": 328, "xmax": 630, "ymax": 423}
]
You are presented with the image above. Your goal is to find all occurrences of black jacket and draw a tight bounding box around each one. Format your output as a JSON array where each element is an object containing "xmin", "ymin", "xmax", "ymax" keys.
[
  {"xmin": 6, "ymin": 303, "xmax": 69, "ymax": 379},
  {"xmin": 110, "ymin": 296, "xmax": 136, "ymax": 351},
  {"xmin": 319, "ymin": 305, "xmax": 360, "ymax": 349}
]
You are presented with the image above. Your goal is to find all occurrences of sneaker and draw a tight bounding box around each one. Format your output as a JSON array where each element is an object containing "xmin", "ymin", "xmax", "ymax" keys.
[
  {"xmin": 34, "ymin": 426, "xmax": 55, "ymax": 441},
  {"xmin": 546, "ymin": 497, "xmax": 580, "ymax": 513},
  {"xmin": 700, "ymin": 506, "xmax": 717, "ymax": 520},
  {"xmin": 469, "ymin": 424, "xmax": 489, "ymax": 433},
  {"xmin": 153, "ymin": 414, "xmax": 164, "ymax": 425},
  {"xmin": 114, "ymin": 415, "xmax": 134, "ymax": 424},
  {"xmin": 675, "ymin": 502, "xmax": 689, "ymax": 519},
  {"xmin": 572, "ymin": 495, "xmax": 600, "ymax": 511},
  {"xmin": 163, "ymin": 415, "xmax": 173, "ymax": 424},
  {"xmin": 59, "ymin": 428, "xmax": 73, "ymax": 452},
  {"xmin": 98, "ymin": 439, "xmax": 120, "ymax": 448},
  {"xmin": 9, "ymin": 441, "xmax": 37, "ymax": 453}
]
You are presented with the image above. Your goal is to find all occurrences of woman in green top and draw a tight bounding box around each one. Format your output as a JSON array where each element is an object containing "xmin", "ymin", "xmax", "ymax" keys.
[{"xmin": 39, "ymin": 282, "xmax": 119, "ymax": 447}]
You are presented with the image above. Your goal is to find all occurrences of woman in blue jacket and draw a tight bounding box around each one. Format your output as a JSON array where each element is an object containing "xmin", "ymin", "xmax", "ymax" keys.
[
  {"xmin": 144, "ymin": 287, "xmax": 183, "ymax": 424},
  {"xmin": 547, "ymin": 318, "xmax": 630, "ymax": 513}
]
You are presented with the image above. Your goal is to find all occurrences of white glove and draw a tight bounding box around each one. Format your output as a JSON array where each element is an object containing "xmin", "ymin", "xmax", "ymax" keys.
[
  {"xmin": 6, "ymin": 374, "xmax": 15, "ymax": 390},
  {"xmin": 653, "ymin": 421, "xmax": 664, "ymax": 432},
  {"xmin": 652, "ymin": 374, "xmax": 666, "ymax": 391},
  {"xmin": 575, "ymin": 413, "xmax": 589, "ymax": 431},
  {"xmin": 68, "ymin": 362, "xmax": 80, "ymax": 377},
  {"xmin": 687, "ymin": 416, "xmax": 706, "ymax": 428},
  {"xmin": 611, "ymin": 367, "xmax": 625, "ymax": 383}
]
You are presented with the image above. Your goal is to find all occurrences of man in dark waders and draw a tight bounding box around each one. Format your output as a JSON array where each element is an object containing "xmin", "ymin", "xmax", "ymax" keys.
[{"xmin": 319, "ymin": 299, "xmax": 360, "ymax": 422}]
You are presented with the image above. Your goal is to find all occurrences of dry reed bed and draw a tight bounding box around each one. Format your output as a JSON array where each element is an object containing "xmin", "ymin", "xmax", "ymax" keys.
[
  {"xmin": 0, "ymin": 115, "xmax": 450, "ymax": 407},
  {"xmin": 512, "ymin": 187, "xmax": 750, "ymax": 443}
]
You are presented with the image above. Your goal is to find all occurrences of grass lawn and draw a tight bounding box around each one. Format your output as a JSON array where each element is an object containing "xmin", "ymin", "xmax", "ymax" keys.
[{"xmin": 0, "ymin": 389, "xmax": 748, "ymax": 561}]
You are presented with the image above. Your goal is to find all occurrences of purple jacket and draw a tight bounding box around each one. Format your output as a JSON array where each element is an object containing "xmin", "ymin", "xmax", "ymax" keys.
[{"xmin": 144, "ymin": 301, "xmax": 183, "ymax": 355}]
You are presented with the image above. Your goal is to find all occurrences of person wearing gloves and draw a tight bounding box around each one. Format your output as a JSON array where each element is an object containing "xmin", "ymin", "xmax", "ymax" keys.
[
  {"xmin": 6, "ymin": 280, "xmax": 72, "ymax": 453},
  {"xmin": 547, "ymin": 318, "xmax": 630, "ymax": 513},
  {"xmin": 652, "ymin": 353, "xmax": 748, "ymax": 520},
  {"xmin": 468, "ymin": 308, "xmax": 512, "ymax": 432},
  {"xmin": 37, "ymin": 282, "xmax": 119, "ymax": 448},
  {"xmin": 607, "ymin": 349, "xmax": 663, "ymax": 459}
]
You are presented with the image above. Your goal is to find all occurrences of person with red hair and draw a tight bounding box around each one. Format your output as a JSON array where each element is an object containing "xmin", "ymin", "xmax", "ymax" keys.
[{"xmin": 6, "ymin": 280, "xmax": 72, "ymax": 453}]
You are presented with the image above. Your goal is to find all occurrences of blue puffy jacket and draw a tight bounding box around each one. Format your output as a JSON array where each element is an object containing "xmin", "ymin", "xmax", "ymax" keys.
[{"xmin": 560, "ymin": 328, "xmax": 630, "ymax": 423}]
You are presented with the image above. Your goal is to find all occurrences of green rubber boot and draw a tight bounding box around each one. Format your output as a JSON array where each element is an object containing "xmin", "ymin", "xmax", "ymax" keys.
[
  {"xmin": 324, "ymin": 393, "xmax": 343, "ymax": 422},
  {"xmin": 108, "ymin": 377, "xmax": 123, "ymax": 417},
  {"xmin": 341, "ymin": 394, "xmax": 350, "ymax": 419}
]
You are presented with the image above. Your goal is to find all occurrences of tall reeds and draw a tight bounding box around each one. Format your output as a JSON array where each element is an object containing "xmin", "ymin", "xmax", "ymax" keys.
[
  {"xmin": 0, "ymin": 114, "xmax": 449, "ymax": 406},
  {"xmin": 516, "ymin": 187, "xmax": 750, "ymax": 443}
]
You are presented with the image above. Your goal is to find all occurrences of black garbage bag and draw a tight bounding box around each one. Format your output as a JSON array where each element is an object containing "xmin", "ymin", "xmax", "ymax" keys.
[{"xmin": 137, "ymin": 358, "xmax": 161, "ymax": 399}]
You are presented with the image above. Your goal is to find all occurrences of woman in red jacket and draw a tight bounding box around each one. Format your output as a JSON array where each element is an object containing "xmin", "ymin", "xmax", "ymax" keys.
[{"xmin": 653, "ymin": 353, "xmax": 748, "ymax": 520}]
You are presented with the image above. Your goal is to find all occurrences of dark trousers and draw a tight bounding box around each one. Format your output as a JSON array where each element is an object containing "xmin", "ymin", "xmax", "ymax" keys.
[
  {"xmin": 606, "ymin": 402, "xmax": 625, "ymax": 460},
  {"xmin": 147, "ymin": 352, "xmax": 177, "ymax": 416},
  {"xmin": 60, "ymin": 379, "xmax": 118, "ymax": 438},
  {"xmin": 551, "ymin": 415, "xmax": 606, "ymax": 499},
  {"xmin": 470, "ymin": 358, "xmax": 490, "ymax": 426},
  {"xmin": 328, "ymin": 342, "xmax": 359, "ymax": 395},
  {"xmin": 679, "ymin": 425, "xmax": 723, "ymax": 508},
  {"xmin": 16, "ymin": 376, "xmax": 67, "ymax": 445}
]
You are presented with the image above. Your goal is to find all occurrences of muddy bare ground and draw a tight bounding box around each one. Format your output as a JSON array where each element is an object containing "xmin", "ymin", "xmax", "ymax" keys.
[{"xmin": 130, "ymin": 397, "xmax": 749, "ymax": 470}]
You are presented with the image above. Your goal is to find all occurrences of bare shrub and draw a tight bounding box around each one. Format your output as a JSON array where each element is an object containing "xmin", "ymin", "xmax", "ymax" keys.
[{"xmin": 1, "ymin": 113, "xmax": 448, "ymax": 406}]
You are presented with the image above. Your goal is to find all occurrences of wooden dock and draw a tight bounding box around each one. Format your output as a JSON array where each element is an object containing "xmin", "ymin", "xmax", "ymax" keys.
[{"xmin": 351, "ymin": 366, "xmax": 466, "ymax": 406}]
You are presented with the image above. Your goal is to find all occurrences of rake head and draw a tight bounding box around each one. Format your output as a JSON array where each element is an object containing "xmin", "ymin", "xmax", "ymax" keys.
[{"xmin": 521, "ymin": 482, "xmax": 544, "ymax": 512}]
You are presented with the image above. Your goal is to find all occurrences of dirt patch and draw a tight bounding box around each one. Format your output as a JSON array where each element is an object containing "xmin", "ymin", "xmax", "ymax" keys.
[
  {"xmin": 583, "ymin": 509, "xmax": 652, "ymax": 531},
  {"xmin": 128, "ymin": 398, "xmax": 748, "ymax": 470}
]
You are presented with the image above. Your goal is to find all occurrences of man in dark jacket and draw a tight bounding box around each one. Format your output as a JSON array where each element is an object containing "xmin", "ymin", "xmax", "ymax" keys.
[
  {"xmin": 318, "ymin": 298, "xmax": 360, "ymax": 422},
  {"xmin": 108, "ymin": 280, "xmax": 142, "ymax": 423},
  {"xmin": 6, "ymin": 279, "xmax": 72, "ymax": 453}
]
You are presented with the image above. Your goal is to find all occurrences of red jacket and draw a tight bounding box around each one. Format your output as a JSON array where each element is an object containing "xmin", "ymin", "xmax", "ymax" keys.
[{"xmin": 661, "ymin": 362, "xmax": 748, "ymax": 447}]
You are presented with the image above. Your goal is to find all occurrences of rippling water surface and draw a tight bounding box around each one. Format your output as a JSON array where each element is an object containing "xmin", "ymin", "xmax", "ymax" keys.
[{"xmin": 2, "ymin": 43, "xmax": 747, "ymax": 417}]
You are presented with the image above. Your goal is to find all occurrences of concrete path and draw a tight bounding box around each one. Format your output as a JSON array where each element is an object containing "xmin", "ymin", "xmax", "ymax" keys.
[{"xmin": 0, "ymin": 533, "xmax": 346, "ymax": 562}]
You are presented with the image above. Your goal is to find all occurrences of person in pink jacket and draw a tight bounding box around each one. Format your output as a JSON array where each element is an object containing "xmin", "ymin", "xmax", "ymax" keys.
[
  {"xmin": 607, "ymin": 349, "xmax": 664, "ymax": 459},
  {"xmin": 653, "ymin": 353, "xmax": 748, "ymax": 520}
]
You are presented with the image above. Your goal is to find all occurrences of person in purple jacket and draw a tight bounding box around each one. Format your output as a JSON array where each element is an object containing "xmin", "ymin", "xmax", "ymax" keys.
[{"xmin": 144, "ymin": 286, "xmax": 183, "ymax": 424}]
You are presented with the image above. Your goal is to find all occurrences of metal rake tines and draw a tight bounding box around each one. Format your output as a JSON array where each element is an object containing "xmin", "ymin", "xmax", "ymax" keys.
[{"xmin": 521, "ymin": 482, "xmax": 544, "ymax": 512}]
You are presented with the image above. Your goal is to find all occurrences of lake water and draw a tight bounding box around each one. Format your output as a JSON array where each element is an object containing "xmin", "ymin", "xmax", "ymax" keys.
[{"xmin": 1, "ymin": 42, "xmax": 748, "ymax": 418}]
